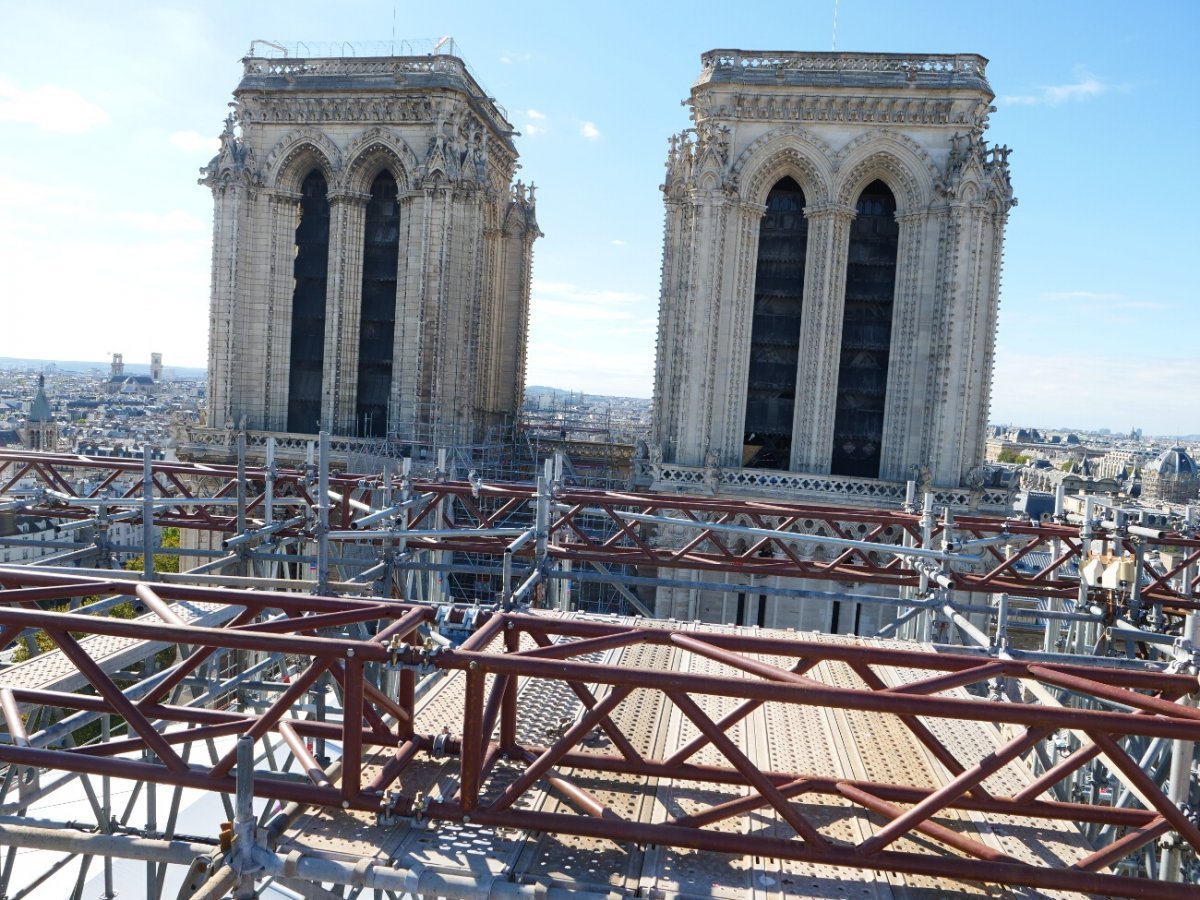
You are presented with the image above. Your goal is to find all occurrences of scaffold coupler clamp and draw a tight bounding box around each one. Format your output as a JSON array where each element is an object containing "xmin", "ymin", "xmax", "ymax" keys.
[
  {"xmin": 410, "ymin": 791, "xmax": 433, "ymax": 825},
  {"xmin": 1167, "ymin": 637, "xmax": 1200, "ymax": 680},
  {"xmin": 430, "ymin": 726, "xmax": 452, "ymax": 759},
  {"xmin": 378, "ymin": 789, "xmax": 414, "ymax": 826},
  {"xmin": 386, "ymin": 635, "xmax": 437, "ymax": 672}
]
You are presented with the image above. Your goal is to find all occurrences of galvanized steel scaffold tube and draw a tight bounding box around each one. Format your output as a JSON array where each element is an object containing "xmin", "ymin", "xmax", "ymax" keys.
[{"xmin": 0, "ymin": 447, "xmax": 1196, "ymax": 896}]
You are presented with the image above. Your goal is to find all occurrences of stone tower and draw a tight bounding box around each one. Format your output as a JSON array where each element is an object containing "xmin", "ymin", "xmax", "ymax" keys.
[
  {"xmin": 199, "ymin": 47, "xmax": 539, "ymax": 450},
  {"xmin": 150, "ymin": 353, "xmax": 163, "ymax": 383},
  {"xmin": 23, "ymin": 375, "xmax": 57, "ymax": 452},
  {"xmin": 653, "ymin": 51, "xmax": 1015, "ymax": 502}
]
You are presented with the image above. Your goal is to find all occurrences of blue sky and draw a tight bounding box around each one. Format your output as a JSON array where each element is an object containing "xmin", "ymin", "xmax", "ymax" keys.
[{"xmin": 2, "ymin": 1, "xmax": 1197, "ymax": 435}]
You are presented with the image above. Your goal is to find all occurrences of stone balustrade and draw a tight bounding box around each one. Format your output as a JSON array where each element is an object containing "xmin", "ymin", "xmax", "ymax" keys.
[
  {"xmin": 241, "ymin": 53, "xmax": 508, "ymax": 123},
  {"xmin": 700, "ymin": 50, "xmax": 988, "ymax": 80},
  {"xmin": 652, "ymin": 463, "xmax": 1011, "ymax": 513}
]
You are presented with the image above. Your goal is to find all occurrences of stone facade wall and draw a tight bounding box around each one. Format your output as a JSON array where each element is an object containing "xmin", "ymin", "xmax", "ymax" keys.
[{"xmin": 200, "ymin": 54, "xmax": 540, "ymax": 446}]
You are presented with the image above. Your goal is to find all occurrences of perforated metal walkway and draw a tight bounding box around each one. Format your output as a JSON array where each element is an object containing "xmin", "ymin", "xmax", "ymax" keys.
[
  {"xmin": 0, "ymin": 599, "xmax": 235, "ymax": 694},
  {"xmin": 280, "ymin": 618, "xmax": 1097, "ymax": 899}
]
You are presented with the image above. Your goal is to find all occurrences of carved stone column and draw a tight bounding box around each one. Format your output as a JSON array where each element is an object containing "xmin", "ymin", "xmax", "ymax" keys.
[
  {"xmin": 263, "ymin": 189, "xmax": 301, "ymax": 432},
  {"xmin": 391, "ymin": 187, "xmax": 426, "ymax": 440},
  {"xmin": 926, "ymin": 199, "xmax": 988, "ymax": 485},
  {"xmin": 475, "ymin": 218, "xmax": 503, "ymax": 418},
  {"xmin": 946, "ymin": 201, "xmax": 1006, "ymax": 481},
  {"xmin": 674, "ymin": 188, "xmax": 729, "ymax": 466},
  {"xmin": 435, "ymin": 187, "xmax": 485, "ymax": 442},
  {"xmin": 967, "ymin": 208, "xmax": 1010, "ymax": 470},
  {"xmin": 878, "ymin": 208, "xmax": 927, "ymax": 481},
  {"xmin": 791, "ymin": 203, "xmax": 854, "ymax": 474},
  {"xmin": 717, "ymin": 199, "xmax": 767, "ymax": 464},
  {"xmin": 652, "ymin": 196, "xmax": 691, "ymax": 460},
  {"xmin": 483, "ymin": 189, "xmax": 538, "ymax": 428},
  {"xmin": 204, "ymin": 176, "xmax": 244, "ymax": 430},
  {"xmin": 328, "ymin": 191, "xmax": 370, "ymax": 435},
  {"xmin": 320, "ymin": 191, "xmax": 359, "ymax": 432}
]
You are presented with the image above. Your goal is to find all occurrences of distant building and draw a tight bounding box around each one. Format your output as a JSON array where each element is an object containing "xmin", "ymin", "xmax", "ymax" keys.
[
  {"xmin": 104, "ymin": 353, "xmax": 158, "ymax": 395},
  {"xmin": 22, "ymin": 375, "xmax": 57, "ymax": 452},
  {"xmin": 1096, "ymin": 447, "xmax": 1152, "ymax": 480},
  {"xmin": 1021, "ymin": 460, "xmax": 1120, "ymax": 498},
  {"xmin": 77, "ymin": 441, "xmax": 166, "ymax": 461},
  {"xmin": 1141, "ymin": 447, "xmax": 1199, "ymax": 504}
]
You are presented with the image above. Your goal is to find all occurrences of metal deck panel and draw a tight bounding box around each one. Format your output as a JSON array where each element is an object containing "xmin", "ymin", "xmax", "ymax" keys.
[
  {"xmin": 280, "ymin": 617, "xmax": 1101, "ymax": 898},
  {"xmin": 0, "ymin": 598, "xmax": 235, "ymax": 695}
]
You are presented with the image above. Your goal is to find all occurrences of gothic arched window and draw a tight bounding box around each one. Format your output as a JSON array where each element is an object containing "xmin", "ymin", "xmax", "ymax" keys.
[
  {"xmin": 831, "ymin": 179, "xmax": 898, "ymax": 478},
  {"xmin": 743, "ymin": 177, "xmax": 808, "ymax": 470},
  {"xmin": 355, "ymin": 171, "xmax": 400, "ymax": 438},
  {"xmin": 287, "ymin": 169, "xmax": 331, "ymax": 434}
]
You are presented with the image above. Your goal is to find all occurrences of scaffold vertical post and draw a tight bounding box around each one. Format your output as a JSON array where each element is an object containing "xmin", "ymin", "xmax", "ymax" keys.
[
  {"xmin": 919, "ymin": 492, "xmax": 934, "ymax": 642},
  {"xmin": 317, "ymin": 431, "xmax": 330, "ymax": 596},
  {"xmin": 264, "ymin": 436, "xmax": 276, "ymax": 526},
  {"xmin": 1163, "ymin": 505, "xmax": 1199, "ymax": 881},
  {"xmin": 1077, "ymin": 496, "xmax": 1094, "ymax": 654},
  {"xmin": 236, "ymin": 432, "xmax": 247, "ymax": 538},
  {"xmin": 233, "ymin": 734, "xmax": 256, "ymax": 898},
  {"xmin": 101, "ymin": 714, "xmax": 114, "ymax": 899},
  {"xmin": 145, "ymin": 744, "xmax": 156, "ymax": 899},
  {"xmin": 142, "ymin": 444, "xmax": 154, "ymax": 580},
  {"xmin": 535, "ymin": 462, "xmax": 551, "ymax": 608}
]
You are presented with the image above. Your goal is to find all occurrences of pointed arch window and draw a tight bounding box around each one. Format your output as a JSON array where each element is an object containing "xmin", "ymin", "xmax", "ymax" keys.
[
  {"xmin": 287, "ymin": 170, "xmax": 330, "ymax": 434},
  {"xmin": 743, "ymin": 176, "xmax": 808, "ymax": 470},
  {"xmin": 355, "ymin": 171, "xmax": 400, "ymax": 438},
  {"xmin": 831, "ymin": 180, "xmax": 898, "ymax": 478}
]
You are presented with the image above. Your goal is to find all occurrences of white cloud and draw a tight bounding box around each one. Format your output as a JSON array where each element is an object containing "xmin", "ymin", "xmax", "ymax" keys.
[
  {"xmin": 525, "ymin": 279, "xmax": 656, "ymax": 396},
  {"xmin": 580, "ymin": 121, "xmax": 600, "ymax": 140},
  {"xmin": 1041, "ymin": 290, "xmax": 1167, "ymax": 311},
  {"xmin": 525, "ymin": 340, "xmax": 654, "ymax": 398},
  {"xmin": 1003, "ymin": 67, "xmax": 1114, "ymax": 106},
  {"xmin": 530, "ymin": 283, "xmax": 652, "ymax": 326},
  {"xmin": 523, "ymin": 109, "xmax": 548, "ymax": 136},
  {"xmin": 0, "ymin": 77, "xmax": 108, "ymax": 133},
  {"xmin": 499, "ymin": 50, "xmax": 531, "ymax": 65},
  {"xmin": 992, "ymin": 352, "xmax": 1200, "ymax": 435},
  {"xmin": 610, "ymin": 239, "xmax": 626, "ymax": 246},
  {"xmin": 0, "ymin": 175, "xmax": 77, "ymax": 208},
  {"xmin": 169, "ymin": 130, "xmax": 219, "ymax": 153},
  {"xmin": 5, "ymin": 231, "xmax": 211, "ymax": 366}
]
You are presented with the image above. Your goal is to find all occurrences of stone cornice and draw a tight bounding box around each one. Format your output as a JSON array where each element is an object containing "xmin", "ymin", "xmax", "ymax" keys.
[
  {"xmin": 326, "ymin": 189, "xmax": 372, "ymax": 204},
  {"xmin": 239, "ymin": 94, "xmax": 520, "ymax": 159},
  {"xmin": 264, "ymin": 186, "xmax": 303, "ymax": 201},
  {"xmin": 803, "ymin": 202, "xmax": 856, "ymax": 222},
  {"xmin": 695, "ymin": 93, "xmax": 984, "ymax": 131}
]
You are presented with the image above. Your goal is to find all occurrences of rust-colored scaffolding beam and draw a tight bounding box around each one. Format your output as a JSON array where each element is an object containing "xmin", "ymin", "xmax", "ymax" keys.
[{"xmin": 0, "ymin": 569, "xmax": 1197, "ymax": 896}]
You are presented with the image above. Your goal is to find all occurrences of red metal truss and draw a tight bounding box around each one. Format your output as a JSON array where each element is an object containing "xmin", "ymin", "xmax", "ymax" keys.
[
  {"xmin": 0, "ymin": 570, "xmax": 1197, "ymax": 896},
  {"xmin": 2, "ymin": 450, "xmax": 1198, "ymax": 608}
]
